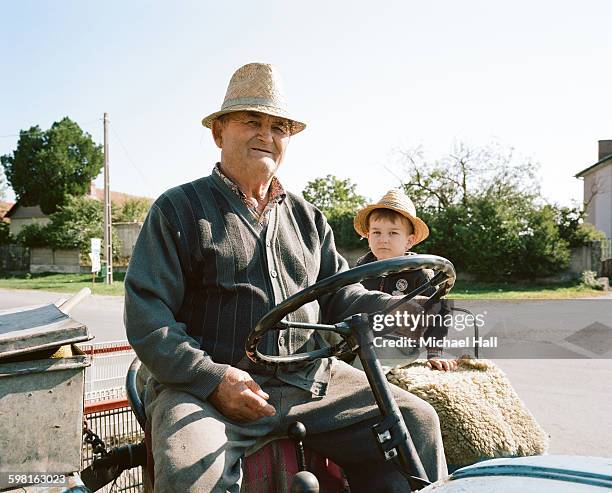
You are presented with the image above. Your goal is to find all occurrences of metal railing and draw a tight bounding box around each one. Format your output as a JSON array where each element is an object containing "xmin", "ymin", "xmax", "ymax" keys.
[
  {"xmin": 82, "ymin": 341, "xmax": 135, "ymax": 403},
  {"xmin": 0, "ymin": 244, "xmax": 29, "ymax": 273},
  {"xmin": 81, "ymin": 341, "xmax": 144, "ymax": 492}
]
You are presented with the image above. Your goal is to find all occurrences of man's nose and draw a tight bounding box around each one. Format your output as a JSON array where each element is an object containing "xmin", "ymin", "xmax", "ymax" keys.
[{"xmin": 257, "ymin": 124, "xmax": 274, "ymax": 142}]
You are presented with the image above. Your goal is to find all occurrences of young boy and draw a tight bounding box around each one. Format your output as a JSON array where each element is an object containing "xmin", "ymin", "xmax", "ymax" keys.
[{"xmin": 354, "ymin": 189, "xmax": 458, "ymax": 371}]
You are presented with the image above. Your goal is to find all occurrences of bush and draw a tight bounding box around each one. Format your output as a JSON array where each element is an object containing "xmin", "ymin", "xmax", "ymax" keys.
[
  {"xmin": 16, "ymin": 223, "xmax": 49, "ymax": 247},
  {"xmin": 555, "ymin": 206, "xmax": 606, "ymax": 247},
  {"xmin": 0, "ymin": 221, "xmax": 12, "ymax": 245},
  {"xmin": 302, "ymin": 175, "xmax": 367, "ymax": 251},
  {"xmin": 112, "ymin": 197, "xmax": 152, "ymax": 223},
  {"xmin": 14, "ymin": 195, "xmax": 121, "ymax": 259},
  {"xmin": 415, "ymin": 198, "xmax": 570, "ymax": 280},
  {"xmin": 581, "ymin": 270, "xmax": 602, "ymax": 290},
  {"xmin": 326, "ymin": 210, "xmax": 365, "ymax": 251}
]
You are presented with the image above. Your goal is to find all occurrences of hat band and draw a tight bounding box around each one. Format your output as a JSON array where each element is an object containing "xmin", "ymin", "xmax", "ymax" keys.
[{"xmin": 221, "ymin": 97, "xmax": 286, "ymax": 111}]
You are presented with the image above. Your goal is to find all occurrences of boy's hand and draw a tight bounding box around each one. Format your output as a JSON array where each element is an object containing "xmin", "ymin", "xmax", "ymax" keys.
[{"xmin": 426, "ymin": 358, "xmax": 458, "ymax": 371}]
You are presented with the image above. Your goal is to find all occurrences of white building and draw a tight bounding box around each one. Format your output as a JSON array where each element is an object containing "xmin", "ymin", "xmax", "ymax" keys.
[{"xmin": 575, "ymin": 140, "xmax": 612, "ymax": 237}]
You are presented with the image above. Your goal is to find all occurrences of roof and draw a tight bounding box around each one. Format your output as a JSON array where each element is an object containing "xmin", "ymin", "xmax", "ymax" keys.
[
  {"xmin": 5, "ymin": 187, "xmax": 153, "ymax": 219},
  {"xmin": 0, "ymin": 201, "xmax": 14, "ymax": 220},
  {"xmin": 89, "ymin": 185, "xmax": 153, "ymax": 207},
  {"xmin": 575, "ymin": 153, "xmax": 612, "ymax": 178},
  {"xmin": 4, "ymin": 203, "xmax": 48, "ymax": 220}
]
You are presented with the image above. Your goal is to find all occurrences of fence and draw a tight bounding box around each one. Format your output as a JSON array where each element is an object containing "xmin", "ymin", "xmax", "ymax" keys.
[
  {"xmin": 599, "ymin": 239, "xmax": 612, "ymax": 261},
  {"xmin": 592, "ymin": 239, "xmax": 612, "ymax": 277},
  {"xmin": 0, "ymin": 244, "xmax": 29, "ymax": 273},
  {"xmin": 81, "ymin": 341, "xmax": 144, "ymax": 492}
]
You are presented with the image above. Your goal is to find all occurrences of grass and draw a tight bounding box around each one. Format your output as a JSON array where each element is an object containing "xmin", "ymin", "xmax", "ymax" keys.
[
  {"xmin": 0, "ymin": 272, "xmax": 126, "ymax": 296},
  {"xmin": 448, "ymin": 279, "xmax": 606, "ymax": 299},
  {"xmin": 0, "ymin": 272, "xmax": 608, "ymax": 299}
]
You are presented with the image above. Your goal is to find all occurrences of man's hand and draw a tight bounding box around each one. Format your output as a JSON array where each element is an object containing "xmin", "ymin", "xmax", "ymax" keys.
[
  {"xmin": 426, "ymin": 358, "xmax": 459, "ymax": 371},
  {"xmin": 208, "ymin": 367, "xmax": 276, "ymax": 422}
]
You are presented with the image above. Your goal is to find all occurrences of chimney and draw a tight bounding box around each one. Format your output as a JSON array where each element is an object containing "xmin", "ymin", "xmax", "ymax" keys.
[{"xmin": 598, "ymin": 140, "xmax": 612, "ymax": 161}]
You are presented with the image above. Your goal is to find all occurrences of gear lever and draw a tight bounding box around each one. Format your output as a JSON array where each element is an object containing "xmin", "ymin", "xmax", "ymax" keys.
[{"xmin": 288, "ymin": 421, "xmax": 319, "ymax": 493}]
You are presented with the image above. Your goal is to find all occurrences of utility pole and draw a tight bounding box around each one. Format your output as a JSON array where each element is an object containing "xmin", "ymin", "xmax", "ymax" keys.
[{"xmin": 103, "ymin": 113, "xmax": 113, "ymax": 284}]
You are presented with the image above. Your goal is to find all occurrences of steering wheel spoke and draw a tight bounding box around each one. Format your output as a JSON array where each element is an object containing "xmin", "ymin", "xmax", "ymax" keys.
[{"xmin": 246, "ymin": 255, "xmax": 456, "ymax": 367}]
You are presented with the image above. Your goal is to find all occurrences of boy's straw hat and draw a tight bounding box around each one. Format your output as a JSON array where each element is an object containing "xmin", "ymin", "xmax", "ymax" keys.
[
  {"xmin": 354, "ymin": 189, "xmax": 430, "ymax": 245},
  {"xmin": 201, "ymin": 62, "xmax": 306, "ymax": 135}
]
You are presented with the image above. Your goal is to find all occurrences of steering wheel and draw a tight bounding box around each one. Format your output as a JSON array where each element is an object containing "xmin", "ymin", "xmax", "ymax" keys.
[{"xmin": 245, "ymin": 254, "xmax": 456, "ymax": 367}]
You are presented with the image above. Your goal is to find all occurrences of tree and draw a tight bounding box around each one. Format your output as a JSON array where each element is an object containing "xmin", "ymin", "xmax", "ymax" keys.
[
  {"xmin": 554, "ymin": 205, "xmax": 606, "ymax": 248},
  {"xmin": 303, "ymin": 175, "xmax": 367, "ymax": 215},
  {"xmin": 395, "ymin": 142, "xmax": 573, "ymax": 279},
  {"xmin": 1, "ymin": 117, "xmax": 104, "ymax": 214},
  {"xmin": 0, "ymin": 221, "xmax": 11, "ymax": 245},
  {"xmin": 302, "ymin": 175, "xmax": 367, "ymax": 250},
  {"xmin": 396, "ymin": 142, "xmax": 539, "ymax": 209},
  {"xmin": 112, "ymin": 197, "xmax": 152, "ymax": 223},
  {"xmin": 0, "ymin": 168, "xmax": 7, "ymax": 200},
  {"xmin": 16, "ymin": 195, "xmax": 120, "ymax": 257}
]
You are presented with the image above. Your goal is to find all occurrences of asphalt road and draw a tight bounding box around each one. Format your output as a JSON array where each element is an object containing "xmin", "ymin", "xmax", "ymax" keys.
[{"xmin": 1, "ymin": 288, "xmax": 611, "ymax": 458}]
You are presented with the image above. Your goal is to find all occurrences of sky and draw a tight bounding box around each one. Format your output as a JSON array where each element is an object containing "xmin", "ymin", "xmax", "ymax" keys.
[{"xmin": 1, "ymin": 0, "xmax": 611, "ymax": 208}]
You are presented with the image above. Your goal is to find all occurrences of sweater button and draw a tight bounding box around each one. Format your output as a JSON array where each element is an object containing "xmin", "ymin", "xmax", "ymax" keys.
[{"xmin": 270, "ymin": 270, "xmax": 278, "ymax": 278}]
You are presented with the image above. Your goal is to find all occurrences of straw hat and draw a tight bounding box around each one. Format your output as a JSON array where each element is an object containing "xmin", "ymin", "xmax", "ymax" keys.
[
  {"xmin": 354, "ymin": 189, "xmax": 430, "ymax": 245},
  {"xmin": 201, "ymin": 63, "xmax": 306, "ymax": 135}
]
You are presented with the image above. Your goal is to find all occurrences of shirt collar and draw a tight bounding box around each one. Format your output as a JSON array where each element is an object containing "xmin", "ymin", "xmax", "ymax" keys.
[{"xmin": 213, "ymin": 163, "xmax": 286, "ymax": 221}]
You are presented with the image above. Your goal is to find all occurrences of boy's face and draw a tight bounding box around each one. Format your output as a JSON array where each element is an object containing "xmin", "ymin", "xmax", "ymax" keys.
[{"xmin": 367, "ymin": 214, "xmax": 416, "ymax": 260}]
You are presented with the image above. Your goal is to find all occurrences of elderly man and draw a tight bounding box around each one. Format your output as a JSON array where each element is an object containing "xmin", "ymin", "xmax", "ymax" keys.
[{"xmin": 124, "ymin": 62, "xmax": 447, "ymax": 492}]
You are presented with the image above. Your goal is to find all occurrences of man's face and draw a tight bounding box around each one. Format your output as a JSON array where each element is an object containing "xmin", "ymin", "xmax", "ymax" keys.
[
  {"xmin": 213, "ymin": 111, "xmax": 291, "ymax": 178},
  {"xmin": 367, "ymin": 214, "xmax": 415, "ymax": 260}
]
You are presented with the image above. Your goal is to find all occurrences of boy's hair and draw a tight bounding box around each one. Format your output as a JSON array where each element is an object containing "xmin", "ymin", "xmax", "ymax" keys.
[{"xmin": 367, "ymin": 208, "xmax": 414, "ymax": 235}]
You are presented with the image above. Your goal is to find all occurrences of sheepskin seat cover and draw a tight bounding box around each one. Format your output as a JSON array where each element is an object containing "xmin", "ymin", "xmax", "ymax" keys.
[{"xmin": 386, "ymin": 358, "xmax": 549, "ymax": 466}]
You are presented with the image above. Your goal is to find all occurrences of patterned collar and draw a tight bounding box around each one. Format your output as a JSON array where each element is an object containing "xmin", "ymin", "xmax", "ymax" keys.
[{"xmin": 213, "ymin": 163, "xmax": 286, "ymax": 224}]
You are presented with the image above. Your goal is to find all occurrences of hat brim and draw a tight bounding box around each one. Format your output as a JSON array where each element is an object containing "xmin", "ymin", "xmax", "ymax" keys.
[
  {"xmin": 201, "ymin": 105, "xmax": 306, "ymax": 135},
  {"xmin": 354, "ymin": 204, "xmax": 430, "ymax": 246}
]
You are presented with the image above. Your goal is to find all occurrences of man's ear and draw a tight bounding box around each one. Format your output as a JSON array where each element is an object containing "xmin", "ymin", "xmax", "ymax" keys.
[{"xmin": 211, "ymin": 119, "xmax": 223, "ymax": 148}]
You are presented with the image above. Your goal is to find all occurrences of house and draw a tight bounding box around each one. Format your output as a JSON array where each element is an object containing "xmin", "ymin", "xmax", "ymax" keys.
[
  {"xmin": 575, "ymin": 140, "xmax": 612, "ymax": 237},
  {"xmin": 5, "ymin": 183, "xmax": 152, "ymax": 256},
  {"xmin": 4, "ymin": 203, "xmax": 50, "ymax": 236}
]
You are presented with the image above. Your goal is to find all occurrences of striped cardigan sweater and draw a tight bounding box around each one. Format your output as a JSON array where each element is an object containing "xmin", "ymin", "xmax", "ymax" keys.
[{"xmin": 124, "ymin": 171, "xmax": 390, "ymax": 401}]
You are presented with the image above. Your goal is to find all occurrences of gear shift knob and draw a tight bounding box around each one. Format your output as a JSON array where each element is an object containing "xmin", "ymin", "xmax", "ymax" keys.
[{"xmin": 288, "ymin": 421, "xmax": 307, "ymax": 442}]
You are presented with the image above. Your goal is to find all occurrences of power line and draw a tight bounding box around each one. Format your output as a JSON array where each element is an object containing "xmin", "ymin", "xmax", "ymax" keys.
[
  {"xmin": 110, "ymin": 125, "xmax": 151, "ymax": 189},
  {"xmin": 0, "ymin": 119, "xmax": 103, "ymax": 139}
]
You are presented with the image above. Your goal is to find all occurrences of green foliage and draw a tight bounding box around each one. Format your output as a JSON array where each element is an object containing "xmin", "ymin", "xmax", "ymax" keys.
[
  {"xmin": 1, "ymin": 117, "xmax": 104, "ymax": 214},
  {"xmin": 45, "ymin": 195, "xmax": 105, "ymax": 249},
  {"xmin": 0, "ymin": 168, "xmax": 7, "ymax": 200},
  {"xmin": 416, "ymin": 199, "xmax": 570, "ymax": 280},
  {"xmin": 554, "ymin": 206, "xmax": 606, "ymax": 247},
  {"xmin": 303, "ymin": 175, "xmax": 367, "ymax": 214},
  {"xmin": 15, "ymin": 195, "xmax": 120, "ymax": 257},
  {"xmin": 112, "ymin": 197, "xmax": 152, "ymax": 223},
  {"xmin": 400, "ymin": 143, "xmax": 573, "ymax": 279},
  {"xmin": 0, "ymin": 221, "xmax": 12, "ymax": 245},
  {"xmin": 16, "ymin": 223, "xmax": 49, "ymax": 247},
  {"xmin": 302, "ymin": 175, "xmax": 367, "ymax": 250},
  {"xmin": 398, "ymin": 143, "xmax": 539, "ymax": 209}
]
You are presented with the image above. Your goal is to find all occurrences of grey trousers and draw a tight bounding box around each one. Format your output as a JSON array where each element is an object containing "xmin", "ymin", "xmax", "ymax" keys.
[{"xmin": 145, "ymin": 359, "xmax": 447, "ymax": 493}]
